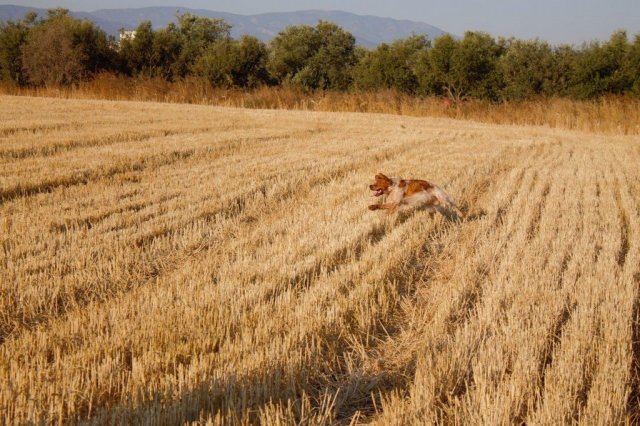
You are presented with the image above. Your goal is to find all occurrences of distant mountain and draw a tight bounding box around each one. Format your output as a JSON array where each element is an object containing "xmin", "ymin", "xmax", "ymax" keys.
[{"xmin": 0, "ymin": 5, "xmax": 449, "ymax": 47}]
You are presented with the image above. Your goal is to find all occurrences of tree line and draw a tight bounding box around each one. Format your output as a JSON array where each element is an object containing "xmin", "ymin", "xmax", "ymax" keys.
[{"xmin": 1, "ymin": 8, "xmax": 639, "ymax": 101}]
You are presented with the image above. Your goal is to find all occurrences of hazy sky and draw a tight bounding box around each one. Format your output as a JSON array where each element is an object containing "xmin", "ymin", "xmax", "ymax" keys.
[{"xmin": 7, "ymin": 0, "xmax": 640, "ymax": 45}]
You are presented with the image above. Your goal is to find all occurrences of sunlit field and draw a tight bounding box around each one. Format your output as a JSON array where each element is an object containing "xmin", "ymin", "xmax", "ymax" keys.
[{"xmin": 1, "ymin": 95, "xmax": 639, "ymax": 424}]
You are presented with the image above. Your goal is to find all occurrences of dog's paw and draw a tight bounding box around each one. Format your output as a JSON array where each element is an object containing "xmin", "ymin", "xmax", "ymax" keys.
[{"xmin": 368, "ymin": 204, "xmax": 380, "ymax": 211}]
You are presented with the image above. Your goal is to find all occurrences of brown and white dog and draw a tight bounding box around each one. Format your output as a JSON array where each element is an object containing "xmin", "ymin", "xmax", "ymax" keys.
[{"xmin": 368, "ymin": 173, "xmax": 465, "ymax": 218}]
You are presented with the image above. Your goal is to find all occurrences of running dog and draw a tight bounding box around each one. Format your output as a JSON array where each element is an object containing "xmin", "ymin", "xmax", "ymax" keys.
[{"xmin": 368, "ymin": 173, "xmax": 465, "ymax": 218}]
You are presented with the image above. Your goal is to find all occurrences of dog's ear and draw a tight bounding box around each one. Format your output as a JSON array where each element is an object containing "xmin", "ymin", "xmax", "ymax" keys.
[{"xmin": 376, "ymin": 173, "xmax": 388, "ymax": 180}]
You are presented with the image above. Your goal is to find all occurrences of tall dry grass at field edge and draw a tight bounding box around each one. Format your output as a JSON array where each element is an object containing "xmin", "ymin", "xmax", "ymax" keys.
[{"xmin": 1, "ymin": 73, "xmax": 639, "ymax": 135}]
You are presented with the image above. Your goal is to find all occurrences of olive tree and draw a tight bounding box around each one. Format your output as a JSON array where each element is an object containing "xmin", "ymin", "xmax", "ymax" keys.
[
  {"xmin": 21, "ymin": 11, "xmax": 86, "ymax": 85},
  {"xmin": 352, "ymin": 35, "xmax": 430, "ymax": 94},
  {"xmin": 268, "ymin": 21, "xmax": 356, "ymax": 91},
  {"xmin": 0, "ymin": 11, "xmax": 37, "ymax": 85},
  {"xmin": 498, "ymin": 39, "xmax": 554, "ymax": 100},
  {"xmin": 194, "ymin": 35, "xmax": 269, "ymax": 88}
]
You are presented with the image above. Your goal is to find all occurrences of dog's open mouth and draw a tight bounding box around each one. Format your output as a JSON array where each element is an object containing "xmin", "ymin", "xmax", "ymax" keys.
[{"xmin": 372, "ymin": 188, "xmax": 384, "ymax": 197}]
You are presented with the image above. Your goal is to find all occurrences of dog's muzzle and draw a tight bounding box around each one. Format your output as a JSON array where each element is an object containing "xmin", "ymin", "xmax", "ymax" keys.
[{"xmin": 370, "ymin": 186, "xmax": 385, "ymax": 197}]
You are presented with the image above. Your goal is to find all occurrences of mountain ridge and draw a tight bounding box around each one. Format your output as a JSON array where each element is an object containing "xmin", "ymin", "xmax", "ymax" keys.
[{"xmin": 0, "ymin": 5, "xmax": 449, "ymax": 47}]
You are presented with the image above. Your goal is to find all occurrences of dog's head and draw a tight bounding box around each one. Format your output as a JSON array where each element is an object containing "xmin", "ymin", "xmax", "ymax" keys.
[{"xmin": 369, "ymin": 173, "xmax": 393, "ymax": 197}]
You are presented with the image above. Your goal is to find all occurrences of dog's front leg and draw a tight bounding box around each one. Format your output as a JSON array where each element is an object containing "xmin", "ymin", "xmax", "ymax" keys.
[{"xmin": 368, "ymin": 202, "xmax": 399, "ymax": 213}]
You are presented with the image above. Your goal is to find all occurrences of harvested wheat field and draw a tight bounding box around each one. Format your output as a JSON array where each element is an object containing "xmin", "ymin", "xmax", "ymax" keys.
[{"xmin": 1, "ymin": 95, "xmax": 639, "ymax": 425}]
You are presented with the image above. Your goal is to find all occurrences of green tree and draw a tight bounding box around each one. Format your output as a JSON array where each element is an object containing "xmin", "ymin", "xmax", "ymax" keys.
[
  {"xmin": 544, "ymin": 45, "xmax": 578, "ymax": 96},
  {"xmin": 0, "ymin": 11, "xmax": 37, "ymax": 85},
  {"xmin": 231, "ymin": 35, "xmax": 270, "ymax": 87},
  {"xmin": 21, "ymin": 10, "xmax": 86, "ymax": 85},
  {"xmin": 194, "ymin": 35, "xmax": 269, "ymax": 88},
  {"xmin": 423, "ymin": 32, "xmax": 503, "ymax": 101},
  {"xmin": 175, "ymin": 13, "xmax": 231, "ymax": 77},
  {"xmin": 151, "ymin": 23, "xmax": 182, "ymax": 79},
  {"xmin": 296, "ymin": 21, "xmax": 357, "ymax": 90},
  {"xmin": 267, "ymin": 24, "xmax": 317, "ymax": 85},
  {"xmin": 353, "ymin": 35, "xmax": 430, "ymax": 94},
  {"xmin": 498, "ymin": 39, "xmax": 554, "ymax": 100},
  {"xmin": 626, "ymin": 34, "xmax": 640, "ymax": 93},
  {"xmin": 569, "ymin": 31, "xmax": 632, "ymax": 99},
  {"xmin": 120, "ymin": 15, "xmax": 230, "ymax": 80},
  {"xmin": 268, "ymin": 21, "xmax": 356, "ymax": 91},
  {"xmin": 71, "ymin": 18, "xmax": 117, "ymax": 75},
  {"xmin": 602, "ymin": 31, "xmax": 633, "ymax": 93},
  {"xmin": 452, "ymin": 31, "xmax": 503, "ymax": 100},
  {"xmin": 419, "ymin": 33, "xmax": 460, "ymax": 99},
  {"xmin": 119, "ymin": 21, "xmax": 155, "ymax": 76},
  {"xmin": 20, "ymin": 9, "xmax": 117, "ymax": 85}
]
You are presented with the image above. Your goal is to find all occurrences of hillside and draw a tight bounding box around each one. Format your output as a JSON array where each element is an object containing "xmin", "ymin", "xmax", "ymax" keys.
[
  {"xmin": 0, "ymin": 5, "xmax": 448, "ymax": 47},
  {"xmin": 1, "ymin": 96, "xmax": 639, "ymax": 423}
]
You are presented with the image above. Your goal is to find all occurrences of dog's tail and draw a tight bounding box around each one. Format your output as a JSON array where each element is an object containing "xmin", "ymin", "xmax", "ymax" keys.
[{"xmin": 434, "ymin": 186, "xmax": 466, "ymax": 219}]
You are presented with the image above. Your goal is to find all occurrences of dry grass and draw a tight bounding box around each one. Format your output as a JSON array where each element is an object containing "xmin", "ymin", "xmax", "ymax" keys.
[
  {"xmin": 2, "ymin": 74, "xmax": 640, "ymax": 135},
  {"xmin": 1, "ymin": 95, "xmax": 639, "ymax": 424}
]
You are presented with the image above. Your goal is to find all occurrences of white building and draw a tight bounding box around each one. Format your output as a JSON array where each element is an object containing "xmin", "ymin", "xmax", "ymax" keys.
[{"xmin": 119, "ymin": 30, "xmax": 137, "ymax": 43}]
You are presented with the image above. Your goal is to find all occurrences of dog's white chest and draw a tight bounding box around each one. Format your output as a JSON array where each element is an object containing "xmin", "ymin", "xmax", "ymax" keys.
[{"xmin": 387, "ymin": 187, "xmax": 405, "ymax": 204}]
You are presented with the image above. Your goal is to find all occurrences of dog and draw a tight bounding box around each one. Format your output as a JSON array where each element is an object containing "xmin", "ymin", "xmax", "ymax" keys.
[{"xmin": 368, "ymin": 173, "xmax": 465, "ymax": 218}]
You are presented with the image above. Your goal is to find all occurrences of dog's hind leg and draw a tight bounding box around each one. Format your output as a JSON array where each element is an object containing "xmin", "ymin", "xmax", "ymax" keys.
[
  {"xmin": 434, "ymin": 188, "xmax": 466, "ymax": 219},
  {"xmin": 425, "ymin": 206, "xmax": 437, "ymax": 218},
  {"xmin": 447, "ymin": 203, "xmax": 466, "ymax": 219}
]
